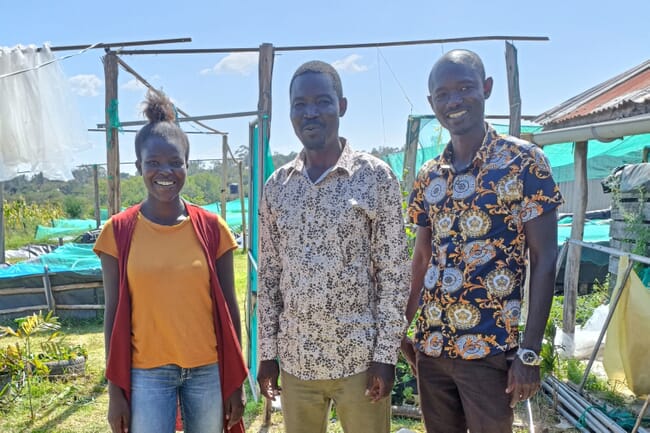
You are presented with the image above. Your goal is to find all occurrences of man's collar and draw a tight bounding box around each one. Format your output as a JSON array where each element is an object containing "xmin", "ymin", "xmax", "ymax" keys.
[
  {"xmin": 438, "ymin": 123, "xmax": 499, "ymax": 172},
  {"xmin": 287, "ymin": 137, "xmax": 354, "ymax": 176}
]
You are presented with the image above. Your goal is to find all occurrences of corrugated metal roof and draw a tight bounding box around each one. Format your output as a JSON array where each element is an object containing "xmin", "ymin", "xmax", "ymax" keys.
[{"xmin": 535, "ymin": 60, "xmax": 650, "ymax": 128}]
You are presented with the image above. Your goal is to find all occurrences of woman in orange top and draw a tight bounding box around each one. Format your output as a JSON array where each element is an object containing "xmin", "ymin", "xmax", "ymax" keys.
[{"xmin": 94, "ymin": 91, "xmax": 247, "ymax": 433}]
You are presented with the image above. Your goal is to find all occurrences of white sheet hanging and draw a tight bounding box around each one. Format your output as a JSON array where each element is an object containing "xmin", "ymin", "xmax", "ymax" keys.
[{"xmin": 0, "ymin": 44, "xmax": 90, "ymax": 181}]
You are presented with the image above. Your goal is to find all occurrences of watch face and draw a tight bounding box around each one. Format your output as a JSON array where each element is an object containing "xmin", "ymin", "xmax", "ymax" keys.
[
  {"xmin": 518, "ymin": 349, "xmax": 540, "ymax": 365},
  {"xmin": 522, "ymin": 352, "xmax": 536, "ymax": 363}
]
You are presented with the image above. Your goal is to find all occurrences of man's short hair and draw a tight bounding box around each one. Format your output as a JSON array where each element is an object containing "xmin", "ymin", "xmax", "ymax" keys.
[
  {"xmin": 290, "ymin": 60, "xmax": 343, "ymax": 98},
  {"xmin": 429, "ymin": 49, "xmax": 486, "ymax": 92}
]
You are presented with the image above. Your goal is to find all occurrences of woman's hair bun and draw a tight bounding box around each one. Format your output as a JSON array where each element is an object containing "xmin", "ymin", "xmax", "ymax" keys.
[{"xmin": 142, "ymin": 90, "xmax": 175, "ymax": 123}]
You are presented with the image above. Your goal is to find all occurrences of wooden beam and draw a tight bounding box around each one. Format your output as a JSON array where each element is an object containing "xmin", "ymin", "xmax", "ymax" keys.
[
  {"xmin": 55, "ymin": 304, "xmax": 105, "ymax": 310},
  {"xmin": 0, "ymin": 287, "xmax": 44, "ymax": 296},
  {"xmin": 103, "ymin": 51, "xmax": 121, "ymax": 216},
  {"xmin": 0, "ymin": 305, "xmax": 49, "ymax": 315},
  {"xmin": 505, "ymin": 42, "xmax": 521, "ymax": 138},
  {"xmin": 115, "ymin": 57, "xmax": 227, "ymax": 135},
  {"xmin": 52, "ymin": 282, "xmax": 104, "ymax": 292},
  {"xmin": 562, "ymin": 141, "xmax": 588, "ymax": 352}
]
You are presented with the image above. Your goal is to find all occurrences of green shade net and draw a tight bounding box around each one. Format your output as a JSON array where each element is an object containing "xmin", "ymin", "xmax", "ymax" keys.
[
  {"xmin": 0, "ymin": 243, "xmax": 101, "ymax": 280},
  {"xmin": 200, "ymin": 198, "xmax": 248, "ymax": 232},
  {"xmin": 248, "ymin": 119, "xmax": 274, "ymax": 384},
  {"xmin": 34, "ymin": 219, "xmax": 104, "ymax": 241},
  {"xmin": 384, "ymin": 115, "xmax": 649, "ymax": 184}
]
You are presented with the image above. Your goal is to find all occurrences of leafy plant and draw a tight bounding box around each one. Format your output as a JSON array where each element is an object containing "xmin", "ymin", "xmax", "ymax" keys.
[
  {"xmin": 0, "ymin": 312, "xmax": 87, "ymax": 420},
  {"xmin": 0, "ymin": 311, "xmax": 61, "ymax": 420}
]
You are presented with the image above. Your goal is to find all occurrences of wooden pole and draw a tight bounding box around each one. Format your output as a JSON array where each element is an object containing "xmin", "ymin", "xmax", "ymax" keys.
[
  {"xmin": 0, "ymin": 182, "xmax": 4, "ymax": 264},
  {"xmin": 103, "ymin": 51, "xmax": 121, "ymax": 216},
  {"xmin": 221, "ymin": 135, "xmax": 229, "ymax": 221},
  {"xmin": 402, "ymin": 116, "xmax": 420, "ymax": 192},
  {"xmin": 42, "ymin": 266, "xmax": 56, "ymax": 313},
  {"xmin": 562, "ymin": 141, "xmax": 588, "ymax": 353},
  {"xmin": 505, "ymin": 42, "xmax": 521, "ymax": 138},
  {"xmin": 93, "ymin": 165, "xmax": 101, "ymax": 229},
  {"xmin": 238, "ymin": 161, "xmax": 247, "ymax": 250}
]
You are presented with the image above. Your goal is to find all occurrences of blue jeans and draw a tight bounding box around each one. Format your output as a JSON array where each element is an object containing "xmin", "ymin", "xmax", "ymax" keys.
[{"xmin": 130, "ymin": 363, "xmax": 223, "ymax": 433}]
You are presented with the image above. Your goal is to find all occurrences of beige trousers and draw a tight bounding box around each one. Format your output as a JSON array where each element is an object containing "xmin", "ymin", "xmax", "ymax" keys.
[{"xmin": 280, "ymin": 369, "xmax": 391, "ymax": 433}]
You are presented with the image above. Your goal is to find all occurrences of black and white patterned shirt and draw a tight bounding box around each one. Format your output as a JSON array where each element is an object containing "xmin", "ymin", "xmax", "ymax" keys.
[{"xmin": 258, "ymin": 139, "xmax": 410, "ymax": 380}]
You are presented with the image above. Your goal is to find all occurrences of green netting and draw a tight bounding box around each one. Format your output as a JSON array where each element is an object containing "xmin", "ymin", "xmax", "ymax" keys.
[
  {"xmin": 384, "ymin": 116, "xmax": 649, "ymax": 183},
  {"xmin": 34, "ymin": 219, "xmax": 103, "ymax": 241},
  {"xmin": 200, "ymin": 198, "xmax": 248, "ymax": 232},
  {"xmin": 0, "ymin": 243, "xmax": 101, "ymax": 279},
  {"xmin": 248, "ymin": 118, "xmax": 274, "ymax": 384}
]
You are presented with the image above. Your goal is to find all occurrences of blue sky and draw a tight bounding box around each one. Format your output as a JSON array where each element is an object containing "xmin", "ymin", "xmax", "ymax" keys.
[{"xmin": 3, "ymin": 0, "xmax": 649, "ymax": 173}]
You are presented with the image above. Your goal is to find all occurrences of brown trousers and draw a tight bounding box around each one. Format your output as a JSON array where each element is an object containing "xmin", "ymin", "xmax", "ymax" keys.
[{"xmin": 416, "ymin": 351, "xmax": 514, "ymax": 433}]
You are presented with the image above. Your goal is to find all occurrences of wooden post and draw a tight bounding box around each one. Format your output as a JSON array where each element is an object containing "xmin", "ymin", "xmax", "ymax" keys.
[
  {"xmin": 103, "ymin": 51, "xmax": 121, "ymax": 216},
  {"xmin": 505, "ymin": 42, "xmax": 521, "ymax": 138},
  {"xmin": 42, "ymin": 266, "xmax": 56, "ymax": 313},
  {"xmin": 93, "ymin": 164, "xmax": 101, "ymax": 228},
  {"xmin": 221, "ymin": 135, "xmax": 229, "ymax": 221},
  {"xmin": 562, "ymin": 140, "xmax": 588, "ymax": 354},
  {"xmin": 402, "ymin": 116, "xmax": 420, "ymax": 192},
  {"xmin": 0, "ymin": 182, "xmax": 4, "ymax": 264},
  {"xmin": 238, "ymin": 161, "xmax": 247, "ymax": 250},
  {"xmin": 257, "ymin": 42, "xmax": 274, "ymax": 428}
]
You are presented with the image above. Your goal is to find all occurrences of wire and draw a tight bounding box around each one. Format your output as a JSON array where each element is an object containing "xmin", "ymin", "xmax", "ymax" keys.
[
  {"xmin": 376, "ymin": 48, "xmax": 387, "ymax": 147},
  {"xmin": 377, "ymin": 48, "xmax": 414, "ymax": 113},
  {"xmin": 0, "ymin": 43, "xmax": 101, "ymax": 80}
]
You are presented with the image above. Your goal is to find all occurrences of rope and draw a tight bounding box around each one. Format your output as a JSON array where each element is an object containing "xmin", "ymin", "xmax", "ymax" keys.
[
  {"xmin": 106, "ymin": 99, "xmax": 122, "ymax": 148},
  {"xmin": 577, "ymin": 403, "xmax": 646, "ymax": 430}
]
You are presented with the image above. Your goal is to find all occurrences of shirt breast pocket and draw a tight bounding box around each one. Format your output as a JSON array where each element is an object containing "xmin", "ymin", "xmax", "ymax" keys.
[{"xmin": 338, "ymin": 198, "xmax": 373, "ymax": 233}]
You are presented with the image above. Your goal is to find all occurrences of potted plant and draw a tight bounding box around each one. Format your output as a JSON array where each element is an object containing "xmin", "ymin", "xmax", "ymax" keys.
[{"xmin": 38, "ymin": 333, "xmax": 87, "ymax": 378}]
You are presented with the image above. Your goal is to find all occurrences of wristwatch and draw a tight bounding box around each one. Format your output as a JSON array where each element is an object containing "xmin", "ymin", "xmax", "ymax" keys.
[{"xmin": 516, "ymin": 348, "xmax": 541, "ymax": 366}]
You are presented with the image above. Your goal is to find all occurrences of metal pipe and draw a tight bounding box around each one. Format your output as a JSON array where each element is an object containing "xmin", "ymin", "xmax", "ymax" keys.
[
  {"xmin": 568, "ymin": 239, "xmax": 650, "ymax": 266},
  {"xmin": 542, "ymin": 380, "xmax": 617, "ymax": 432},
  {"xmin": 541, "ymin": 390, "xmax": 592, "ymax": 433},
  {"xmin": 48, "ymin": 37, "xmax": 192, "ymax": 52},
  {"xmin": 547, "ymin": 376, "xmax": 627, "ymax": 433},
  {"xmin": 542, "ymin": 381, "xmax": 611, "ymax": 432},
  {"xmin": 532, "ymin": 114, "xmax": 650, "ymax": 147},
  {"xmin": 115, "ymin": 35, "xmax": 549, "ymax": 55},
  {"xmin": 578, "ymin": 260, "xmax": 634, "ymax": 394}
]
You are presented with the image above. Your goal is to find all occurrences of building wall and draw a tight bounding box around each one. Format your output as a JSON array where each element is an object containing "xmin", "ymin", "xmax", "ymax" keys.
[{"xmin": 557, "ymin": 179, "xmax": 612, "ymax": 214}]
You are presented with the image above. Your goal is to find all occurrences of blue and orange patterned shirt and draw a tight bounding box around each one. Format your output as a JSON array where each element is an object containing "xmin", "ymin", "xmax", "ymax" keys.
[{"xmin": 408, "ymin": 124, "xmax": 563, "ymax": 359}]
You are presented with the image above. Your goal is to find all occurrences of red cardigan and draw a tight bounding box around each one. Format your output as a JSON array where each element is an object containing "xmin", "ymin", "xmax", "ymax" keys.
[{"xmin": 106, "ymin": 203, "xmax": 247, "ymax": 432}]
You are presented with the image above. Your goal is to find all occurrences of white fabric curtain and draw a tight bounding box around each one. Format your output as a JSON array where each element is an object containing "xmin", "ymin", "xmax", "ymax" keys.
[{"xmin": 0, "ymin": 44, "xmax": 90, "ymax": 181}]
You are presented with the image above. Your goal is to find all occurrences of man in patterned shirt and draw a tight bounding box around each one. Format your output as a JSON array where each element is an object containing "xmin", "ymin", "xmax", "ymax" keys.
[
  {"xmin": 402, "ymin": 50, "xmax": 563, "ymax": 433},
  {"xmin": 256, "ymin": 60, "xmax": 410, "ymax": 433}
]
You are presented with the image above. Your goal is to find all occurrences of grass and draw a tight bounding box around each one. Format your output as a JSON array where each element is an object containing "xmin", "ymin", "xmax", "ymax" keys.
[{"xmin": 0, "ymin": 250, "xmax": 631, "ymax": 432}]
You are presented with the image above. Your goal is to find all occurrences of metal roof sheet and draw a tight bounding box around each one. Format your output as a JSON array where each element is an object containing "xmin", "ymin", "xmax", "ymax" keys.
[{"xmin": 535, "ymin": 60, "xmax": 650, "ymax": 127}]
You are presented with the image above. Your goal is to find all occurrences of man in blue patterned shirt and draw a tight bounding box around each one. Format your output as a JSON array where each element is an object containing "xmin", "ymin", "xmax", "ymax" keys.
[{"xmin": 402, "ymin": 49, "xmax": 563, "ymax": 433}]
